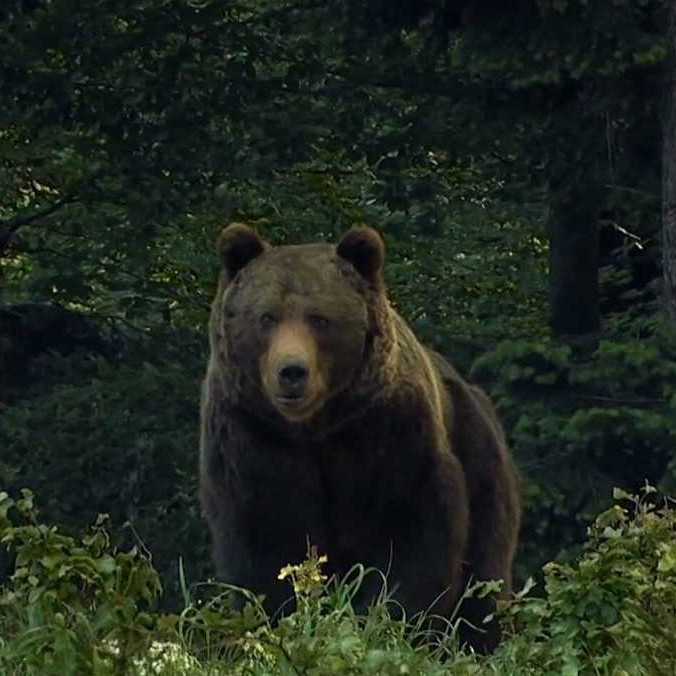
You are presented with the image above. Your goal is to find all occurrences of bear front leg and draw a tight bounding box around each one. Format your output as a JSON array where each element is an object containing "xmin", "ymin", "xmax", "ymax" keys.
[
  {"xmin": 380, "ymin": 449, "xmax": 470, "ymax": 622},
  {"xmin": 456, "ymin": 460, "xmax": 520, "ymax": 653},
  {"xmin": 201, "ymin": 414, "xmax": 328, "ymax": 616},
  {"xmin": 323, "ymin": 437, "xmax": 470, "ymax": 622},
  {"xmin": 450, "ymin": 384, "xmax": 521, "ymax": 653}
]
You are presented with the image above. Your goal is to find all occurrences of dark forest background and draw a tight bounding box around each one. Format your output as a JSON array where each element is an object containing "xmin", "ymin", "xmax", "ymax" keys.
[{"xmin": 1, "ymin": 0, "xmax": 676, "ymax": 615}]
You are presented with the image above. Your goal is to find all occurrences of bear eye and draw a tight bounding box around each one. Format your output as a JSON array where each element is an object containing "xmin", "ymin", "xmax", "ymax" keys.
[
  {"xmin": 308, "ymin": 314, "xmax": 330, "ymax": 330},
  {"xmin": 260, "ymin": 312, "xmax": 278, "ymax": 328}
]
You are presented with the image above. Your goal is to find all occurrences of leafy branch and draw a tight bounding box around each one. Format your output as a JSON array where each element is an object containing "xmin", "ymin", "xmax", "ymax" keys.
[{"xmin": 0, "ymin": 195, "xmax": 79, "ymax": 256}]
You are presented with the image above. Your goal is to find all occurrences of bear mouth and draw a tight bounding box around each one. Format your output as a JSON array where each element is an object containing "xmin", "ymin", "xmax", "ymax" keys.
[
  {"xmin": 275, "ymin": 394, "xmax": 308, "ymax": 410},
  {"xmin": 273, "ymin": 394, "xmax": 321, "ymax": 421}
]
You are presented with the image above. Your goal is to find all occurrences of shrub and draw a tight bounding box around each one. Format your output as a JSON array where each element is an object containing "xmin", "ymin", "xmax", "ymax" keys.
[
  {"xmin": 1, "ymin": 486, "xmax": 675, "ymax": 674},
  {"xmin": 471, "ymin": 333, "xmax": 676, "ymax": 578},
  {"xmin": 0, "ymin": 490, "xmax": 162, "ymax": 674},
  {"xmin": 496, "ymin": 485, "xmax": 676, "ymax": 676},
  {"xmin": 0, "ymin": 330, "xmax": 210, "ymax": 608}
]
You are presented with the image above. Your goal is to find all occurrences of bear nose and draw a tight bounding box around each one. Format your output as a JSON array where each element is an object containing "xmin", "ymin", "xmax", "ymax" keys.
[{"xmin": 278, "ymin": 362, "xmax": 308, "ymax": 395}]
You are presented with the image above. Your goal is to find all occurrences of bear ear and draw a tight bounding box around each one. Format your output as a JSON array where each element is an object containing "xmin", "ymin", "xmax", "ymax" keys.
[
  {"xmin": 336, "ymin": 226, "xmax": 385, "ymax": 287},
  {"xmin": 217, "ymin": 223, "xmax": 267, "ymax": 281}
]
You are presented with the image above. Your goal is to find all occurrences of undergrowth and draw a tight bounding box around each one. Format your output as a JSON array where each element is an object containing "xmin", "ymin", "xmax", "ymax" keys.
[{"xmin": 0, "ymin": 486, "xmax": 674, "ymax": 675}]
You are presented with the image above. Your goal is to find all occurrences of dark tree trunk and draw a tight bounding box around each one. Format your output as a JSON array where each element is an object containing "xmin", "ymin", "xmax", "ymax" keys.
[
  {"xmin": 663, "ymin": 1, "xmax": 676, "ymax": 322},
  {"xmin": 548, "ymin": 180, "xmax": 601, "ymax": 337}
]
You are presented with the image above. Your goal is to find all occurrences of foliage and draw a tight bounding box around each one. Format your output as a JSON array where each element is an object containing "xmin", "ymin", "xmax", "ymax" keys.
[
  {"xmin": 0, "ymin": 330, "xmax": 210, "ymax": 606},
  {"xmin": 0, "ymin": 489, "xmax": 162, "ymax": 674},
  {"xmin": 472, "ymin": 326, "xmax": 676, "ymax": 576},
  {"xmin": 1, "ymin": 487, "xmax": 674, "ymax": 674},
  {"xmin": 496, "ymin": 485, "xmax": 676, "ymax": 676},
  {"xmin": 1, "ymin": 0, "xmax": 675, "ymax": 663}
]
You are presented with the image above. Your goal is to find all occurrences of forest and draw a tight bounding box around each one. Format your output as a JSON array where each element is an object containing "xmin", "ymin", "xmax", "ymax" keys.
[{"xmin": 1, "ymin": 0, "xmax": 675, "ymax": 674}]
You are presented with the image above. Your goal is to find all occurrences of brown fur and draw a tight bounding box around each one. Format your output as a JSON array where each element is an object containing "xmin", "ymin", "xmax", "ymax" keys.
[{"xmin": 200, "ymin": 224, "xmax": 520, "ymax": 652}]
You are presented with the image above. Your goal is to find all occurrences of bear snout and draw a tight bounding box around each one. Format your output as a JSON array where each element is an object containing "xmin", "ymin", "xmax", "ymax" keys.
[
  {"xmin": 259, "ymin": 320, "xmax": 327, "ymax": 421},
  {"xmin": 277, "ymin": 360, "xmax": 309, "ymax": 398}
]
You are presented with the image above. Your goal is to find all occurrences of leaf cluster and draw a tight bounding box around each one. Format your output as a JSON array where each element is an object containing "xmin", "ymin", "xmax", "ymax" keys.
[
  {"xmin": 497, "ymin": 486, "xmax": 676, "ymax": 676},
  {"xmin": 1, "ymin": 486, "xmax": 674, "ymax": 675},
  {"xmin": 471, "ymin": 326, "xmax": 676, "ymax": 576},
  {"xmin": 0, "ymin": 490, "xmax": 162, "ymax": 675}
]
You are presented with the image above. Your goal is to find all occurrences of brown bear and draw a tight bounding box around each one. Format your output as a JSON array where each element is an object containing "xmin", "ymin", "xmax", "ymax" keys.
[{"xmin": 199, "ymin": 223, "xmax": 520, "ymax": 653}]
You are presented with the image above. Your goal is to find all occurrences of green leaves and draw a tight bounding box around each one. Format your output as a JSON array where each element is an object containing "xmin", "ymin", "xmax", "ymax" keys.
[
  {"xmin": 0, "ymin": 490, "xmax": 163, "ymax": 674},
  {"xmin": 498, "ymin": 486, "xmax": 676, "ymax": 676},
  {"xmin": 0, "ymin": 335, "xmax": 209, "ymax": 609},
  {"xmin": 1, "ymin": 486, "xmax": 674, "ymax": 674},
  {"xmin": 1, "ymin": 3, "xmax": 674, "ymax": 672},
  {"xmin": 470, "ymin": 330, "xmax": 676, "ymax": 584}
]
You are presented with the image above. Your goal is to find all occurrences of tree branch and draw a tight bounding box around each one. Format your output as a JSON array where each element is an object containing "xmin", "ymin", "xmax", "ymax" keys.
[
  {"xmin": 0, "ymin": 195, "xmax": 78, "ymax": 234},
  {"xmin": 578, "ymin": 394, "xmax": 666, "ymax": 407},
  {"xmin": 0, "ymin": 195, "xmax": 79, "ymax": 256}
]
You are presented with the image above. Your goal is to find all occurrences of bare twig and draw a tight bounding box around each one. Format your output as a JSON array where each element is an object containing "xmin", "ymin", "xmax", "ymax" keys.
[
  {"xmin": 579, "ymin": 394, "xmax": 666, "ymax": 407},
  {"xmin": 604, "ymin": 184, "xmax": 660, "ymax": 201}
]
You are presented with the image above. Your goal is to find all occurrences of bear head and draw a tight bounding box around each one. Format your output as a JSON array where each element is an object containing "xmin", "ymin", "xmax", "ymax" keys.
[{"xmin": 212, "ymin": 223, "xmax": 391, "ymax": 424}]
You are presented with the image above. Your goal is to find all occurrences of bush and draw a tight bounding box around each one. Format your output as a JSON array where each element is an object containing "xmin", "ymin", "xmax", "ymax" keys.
[
  {"xmin": 1, "ymin": 486, "xmax": 674, "ymax": 675},
  {"xmin": 471, "ymin": 331, "xmax": 676, "ymax": 578},
  {"xmin": 0, "ymin": 328, "xmax": 210, "ymax": 608},
  {"xmin": 496, "ymin": 485, "xmax": 676, "ymax": 676},
  {"xmin": 0, "ymin": 490, "xmax": 162, "ymax": 674}
]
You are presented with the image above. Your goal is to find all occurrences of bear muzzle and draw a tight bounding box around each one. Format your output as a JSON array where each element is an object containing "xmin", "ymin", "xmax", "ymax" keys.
[
  {"xmin": 277, "ymin": 360, "xmax": 309, "ymax": 399},
  {"xmin": 264, "ymin": 360, "xmax": 326, "ymax": 422},
  {"xmin": 261, "ymin": 321, "xmax": 327, "ymax": 422}
]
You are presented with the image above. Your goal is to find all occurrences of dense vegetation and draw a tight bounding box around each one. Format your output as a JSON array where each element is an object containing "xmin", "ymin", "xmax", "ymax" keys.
[
  {"xmin": 1, "ymin": 486, "xmax": 674, "ymax": 674},
  {"xmin": 1, "ymin": 0, "xmax": 675, "ymax": 672}
]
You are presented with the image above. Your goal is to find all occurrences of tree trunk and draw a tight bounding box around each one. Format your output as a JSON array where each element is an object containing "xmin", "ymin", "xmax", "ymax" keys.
[
  {"xmin": 548, "ymin": 180, "xmax": 601, "ymax": 338},
  {"xmin": 662, "ymin": 1, "xmax": 676, "ymax": 322}
]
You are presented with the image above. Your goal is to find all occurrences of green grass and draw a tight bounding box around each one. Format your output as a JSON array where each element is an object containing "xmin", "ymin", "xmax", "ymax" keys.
[{"xmin": 1, "ymin": 486, "xmax": 675, "ymax": 675}]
